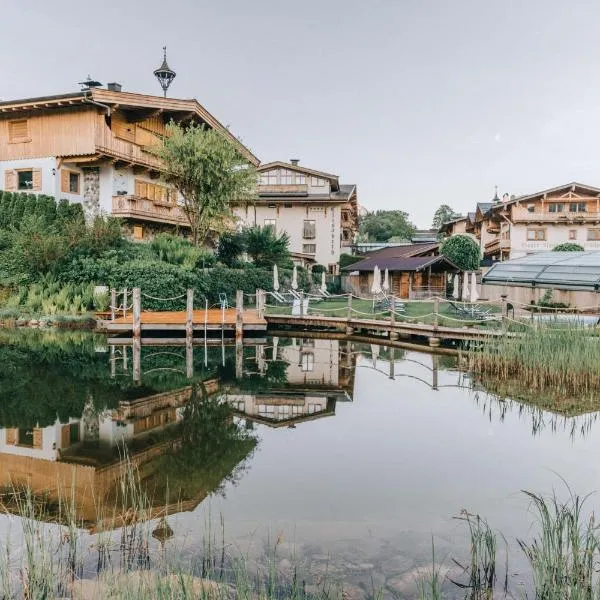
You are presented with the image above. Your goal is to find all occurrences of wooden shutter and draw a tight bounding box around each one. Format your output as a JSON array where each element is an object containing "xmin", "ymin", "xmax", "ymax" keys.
[
  {"xmin": 61, "ymin": 425, "xmax": 71, "ymax": 448},
  {"xmin": 61, "ymin": 169, "xmax": 70, "ymax": 193},
  {"xmin": 32, "ymin": 168, "xmax": 42, "ymax": 191},
  {"xmin": 133, "ymin": 225, "xmax": 144, "ymax": 240},
  {"xmin": 32, "ymin": 428, "xmax": 43, "ymax": 449},
  {"xmin": 8, "ymin": 119, "xmax": 29, "ymax": 142},
  {"xmin": 6, "ymin": 428, "xmax": 17, "ymax": 445},
  {"xmin": 4, "ymin": 170, "xmax": 17, "ymax": 191}
]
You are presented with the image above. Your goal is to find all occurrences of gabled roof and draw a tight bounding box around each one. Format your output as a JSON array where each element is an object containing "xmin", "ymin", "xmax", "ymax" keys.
[
  {"xmin": 489, "ymin": 182, "xmax": 600, "ymax": 213},
  {"xmin": 258, "ymin": 161, "xmax": 339, "ymax": 183},
  {"xmin": 343, "ymin": 254, "xmax": 460, "ymax": 273},
  {"xmin": 359, "ymin": 242, "xmax": 440, "ymax": 261},
  {"xmin": 0, "ymin": 88, "xmax": 259, "ymax": 165}
]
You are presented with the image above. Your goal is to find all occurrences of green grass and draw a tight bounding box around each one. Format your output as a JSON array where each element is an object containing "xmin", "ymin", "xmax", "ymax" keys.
[{"xmin": 266, "ymin": 297, "xmax": 501, "ymax": 328}]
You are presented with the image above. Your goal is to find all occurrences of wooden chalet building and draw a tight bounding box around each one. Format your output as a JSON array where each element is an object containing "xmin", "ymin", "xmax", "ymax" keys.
[
  {"xmin": 342, "ymin": 242, "xmax": 460, "ymax": 299},
  {"xmin": 0, "ymin": 83, "xmax": 258, "ymax": 240}
]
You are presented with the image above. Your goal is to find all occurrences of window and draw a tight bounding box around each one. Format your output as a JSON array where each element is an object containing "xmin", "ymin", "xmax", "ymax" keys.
[
  {"xmin": 259, "ymin": 170, "xmax": 278, "ymax": 185},
  {"xmin": 587, "ymin": 229, "xmax": 600, "ymax": 241},
  {"xmin": 302, "ymin": 244, "xmax": 316, "ymax": 254},
  {"xmin": 8, "ymin": 119, "xmax": 30, "ymax": 143},
  {"xmin": 264, "ymin": 219, "xmax": 276, "ymax": 231},
  {"xmin": 311, "ymin": 176, "xmax": 325, "ymax": 187},
  {"xmin": 284, "ymin": 203, "xmax": 293, "ymax": 208},
  {"xmin": 69, "ymin": 172, "xmax": 80, "ymax": 194},
  {"xmin": 303, "ymin": 220, "xmax": 316, "ymax": 239},
  {"xmin": 300, "ymin": 352, "xmax": 314, "ymax": 372},
  {"xmin": 328, "ymin": 263, "xmax": 337, "ymax": 274},
  {"xmin": 569, "ymin": 230, "xmax": 578, "ymax": 240},
  {"xmin": 569, "ymin": 202, "xmax": 587, "ymax": 213},
  {"xmin": 548, "ymin": 203, "xmax": 564, "ymax": 213},
  {"xmin": 527, "ymin": 204, "xmax": 535, "ymax": 213},
  {"xmin": 133, "ymin": 225, "xmax": 144, "ymax": 240},
  {"xmin": 17, "ymin": 170, "xmax": 33, "ymax": 190},
  {"xmin": 280, "ymin": 170, "xmax": 293, "ymax": 185},
  {"xmin": 527, "ymin": 228, "xmax": 546, "ymax": 241},
  {"xmin": 61, "ymin": 169, "xmax": 81, "ymax": 194},
  {"xmin": 295, "ymin": 174, "xmax": 306, "ymax": 184}
]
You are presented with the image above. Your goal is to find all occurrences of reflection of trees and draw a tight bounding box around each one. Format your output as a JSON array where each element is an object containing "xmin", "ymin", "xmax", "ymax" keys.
[{"xmin": 154, "ymin": 384, "xmax": 257, "ymax": 501}]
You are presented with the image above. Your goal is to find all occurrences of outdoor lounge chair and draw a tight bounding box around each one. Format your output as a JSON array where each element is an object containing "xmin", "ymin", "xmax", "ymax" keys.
[
  {"xmin": 218, "ymin": 293, "xmax": 229, "ymax": 309},
  {"xmin": 448, "ymin": 301, "xmax": 492, "ymax": 321},
  {"xmin": 374, "ymin": 296, "xmax": 406, "ymax": 313}
]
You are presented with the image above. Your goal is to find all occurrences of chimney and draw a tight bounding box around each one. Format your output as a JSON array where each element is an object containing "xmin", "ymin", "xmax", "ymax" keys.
[
  {"xmin": 107, "ymin": 82, "xmax": 122, "ymax": 92},
  {"xmin": 290, "ymin": 159, "xmax": 299, "ymax": 166}
]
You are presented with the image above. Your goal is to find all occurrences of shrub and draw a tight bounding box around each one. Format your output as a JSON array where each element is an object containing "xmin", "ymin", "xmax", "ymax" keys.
[
  {"xmin": 552, "ymin": 242, "xmax": 584, "ymax": 252},
  {"xmin": 339, "ymin": 253, "xmax": 362, "ymax": 270},
  {"xmin": 441, "ymin": 234, "xmax": 481, "ymax": 271},
  {"xmin": 150, "ymin": 233, "xmax": 215, "ymax": 269},
  {"xmin": 216, "ymin": 231, "xmax": 246, "ymax": 267}
]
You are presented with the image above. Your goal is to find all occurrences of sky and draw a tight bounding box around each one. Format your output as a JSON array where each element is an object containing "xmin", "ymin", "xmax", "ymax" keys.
[{"xmin": 3, "ymin": 0, "xmax": 600, "ymax": 228}]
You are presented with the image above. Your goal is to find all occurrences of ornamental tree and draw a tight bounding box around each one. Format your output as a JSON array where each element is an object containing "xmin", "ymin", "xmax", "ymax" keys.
[
  {"xmin": 157, "ymin": 122, "xmax": 257, "ymax": 246},
  {"xmin": 432, "ymin": 204, "xmax": 461, "ymax": 230},
  {"xmin": 440, "ymin": 234, "xmax": 480, "ymax": 271},
  {"xmin": 552, "ymin": 243, "xmax": 584, "ymax": 251}
]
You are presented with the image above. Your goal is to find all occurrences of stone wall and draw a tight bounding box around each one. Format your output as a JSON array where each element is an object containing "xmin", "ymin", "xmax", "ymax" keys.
[{"xmin": 82, "ymin": 167, "xmax": 100, "ymax": 218}]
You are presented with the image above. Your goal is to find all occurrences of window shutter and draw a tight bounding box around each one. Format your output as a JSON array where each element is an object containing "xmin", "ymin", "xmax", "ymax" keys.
[
  {"xmin": 33, "ymin": 428, "xmax": 43, "ymax": 449},
  {"xmin": 4, "ymin": 170, "xmax": 17, "ymax": 191},
  {"xmin": 32, "ymin": 168, "xmax": 42, "ymax": 191},
  {"xmin": 6, "ymin": 428, "xmax": 17, "ymax": 445},
  {"xmin": 61, "ymin": 169, "xmax": 70, "ymax": 193}
]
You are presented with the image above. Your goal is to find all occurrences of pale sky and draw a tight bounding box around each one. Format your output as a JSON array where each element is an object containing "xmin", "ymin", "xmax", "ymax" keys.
[{"xmin": 3, "ymin": 0, "xmax": 600, "ymax": 228}]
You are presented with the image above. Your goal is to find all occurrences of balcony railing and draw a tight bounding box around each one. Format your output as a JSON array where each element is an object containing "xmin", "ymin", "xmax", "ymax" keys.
[
  {"xmin": 484, "ymin": 238, "xmax": 510, "ymax": 251},
  {"xmin": 512, "ymin": 209, "xmax": 600, "ymax": 223},
  {"xmin": 96, "ymin": 126, "xmax": 163, "ymax": 170},
  {"xmin": 257, "ymin": 184, "xmax": 308, "ymax": 194},
  {"xmin": 112, "ymin": 195, "xmax": 189, "ymax": 227}
]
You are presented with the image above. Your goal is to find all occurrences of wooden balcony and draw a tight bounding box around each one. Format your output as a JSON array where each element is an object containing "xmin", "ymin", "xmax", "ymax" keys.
[
  {"xmin": 112, "ymin": 196, "xmax": 189, "ymax": 227},
  {"xmin": 512, "ymin": 209, "xmax": 600, "ymax": 224},
  {"xmin": 96, "ymin": 126, "xmax": 163, "ymax": 170},
  {"xmin": 484, "ymin": 238, "xmax": 510, "ymax": 255}
]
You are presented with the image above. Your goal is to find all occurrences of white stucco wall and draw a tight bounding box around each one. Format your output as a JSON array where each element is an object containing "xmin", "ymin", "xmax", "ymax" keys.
[
  {"xmin": 0, "ymin": 157, "xmax": 58, "ymax": 196},
  {"xmin": 99, "ymin": 163, "xmax": 114, "ymax": 214},
  {"xmin": 510, "ymin": 223, "xmax": 600, "ymax": 258},
  {"xmin": 234, "ymin": 203, "xmax": 343, "ymax": 267}
]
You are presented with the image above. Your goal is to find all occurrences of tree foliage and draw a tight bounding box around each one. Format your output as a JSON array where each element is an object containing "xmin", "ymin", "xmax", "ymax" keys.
[
  {"xmin": 432, "ymin": 204, "xmax": 461, "ymax": 229},
  {"xmin": 359, "ymin": 210, "xmax": 416, "ymax": 242},
  {"xmin": 157, "ymin": 122, "xmax": 257, "ymax": 246},
  {"xmin": 216, "ymin": 230, "xmax": 247, "ymax": 267},
  {"xmin": 243, "ymin": 226, "xmax": 291, "ymax": 268},
  {"xmin": 552, "ymin": 243, "xmax": 584, "ymax": 252},
  {"xmin": 440, "ymin": 234, "xmax": 481, "ymax": 271}
]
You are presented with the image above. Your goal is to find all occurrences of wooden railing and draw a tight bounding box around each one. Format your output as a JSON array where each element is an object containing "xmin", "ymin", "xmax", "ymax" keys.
[
  {"xmin": 257, "ymin": 184, "xmax": 308, "ymax": 194},
  {"xmin": 111, "ymin": 195, "xmax": 189, "ymax": 226},
  {"xmin": 512, "ymin": 209, "xmax": 600, "ymax": 223},
  {"xmin": 96, "ymin": 126, "xmax": 163, "ymax": 170}
]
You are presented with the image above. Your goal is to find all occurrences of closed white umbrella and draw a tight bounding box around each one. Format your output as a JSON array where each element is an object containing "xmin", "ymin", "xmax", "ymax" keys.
[
  {"xmin": 452, "ymin": 273, "xmax": 460, "ymax": 300},
  {"xmin": 371, "ymin": 266, "xmax": 382, "ymax": 295},
  {"xmin": 272, "ymin": 336, "xmax": 279, "ymax": 361},
  {"xmin": 320, "ymin": 271, "xmax": 327, "ymax": 293},
  {"xmin": 382, "ymin": 268, "xmax": 390, "ymax": 293},
  {"xmin": 470, "ymin": 271, "xmax": 479, "ymax": 303},
  {"xmin": 291, "ymin": 264, "xmax": 298, "ymax": 290},
  {"xmin": 462, "ymin": 272, "xmax": 470, "ymax": 302},
  {"xmin": 370, "ymin": 343, "xmax": 380, "ymax": 368},
  {"xmin": 273, "ymin": 264, "xmax": 279, "ymax": 292}
]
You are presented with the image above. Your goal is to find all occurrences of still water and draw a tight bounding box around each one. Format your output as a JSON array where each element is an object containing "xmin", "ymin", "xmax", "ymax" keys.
[{"xmin": 1, "ymin": 329, "xmax": 599, "ymax": 598}]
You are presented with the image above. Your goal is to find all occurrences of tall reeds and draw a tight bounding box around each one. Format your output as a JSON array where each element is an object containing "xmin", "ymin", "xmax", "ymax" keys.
[{"xmin": 469, "ymin": 325, "xmax": 600, "ymax": 400}]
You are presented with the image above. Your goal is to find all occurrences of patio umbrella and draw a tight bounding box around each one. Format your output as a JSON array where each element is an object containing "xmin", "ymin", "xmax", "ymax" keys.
[
  {"xmin": 382, "ymin": 268, "xmax": 390, "ymax": 293},
  {"xmin": 371, "ymin": 265, "xmax": 382, "ymax": 295},
  {"xmin": 452, "ymin": 273, "xmax": 460, "ymax": 300},
  {"xmin": 291, "ymin": 264, "xmax": 298, "ymax": 290},
  {"xmin": 462, "ymin": 272, "xmax": 470, "ymax": 302},
  {"xmin": 320, "ymin": 271, "xmax": 327, "ymax": 293},
  {"xmin": 470, "ymin": 272, "xmax": 479, "ymax": 303},
  {"xmin": 273, "ymin": 264, "xmax": 279, "ymax": 292}
]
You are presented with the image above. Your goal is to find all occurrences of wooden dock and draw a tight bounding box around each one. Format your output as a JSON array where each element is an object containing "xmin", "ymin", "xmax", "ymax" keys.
[{"xmin": 102, "ymin": 309, "xmax": 267, "ymax": 334}]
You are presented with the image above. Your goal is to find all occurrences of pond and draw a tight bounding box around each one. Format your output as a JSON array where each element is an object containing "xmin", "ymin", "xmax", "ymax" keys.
[{"xmin": 1, "ymin": 329, "xmax": 600, "ymax": 598}]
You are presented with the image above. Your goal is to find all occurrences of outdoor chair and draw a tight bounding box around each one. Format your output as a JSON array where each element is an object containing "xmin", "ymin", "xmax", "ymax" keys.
[
  {"xmin": 218, "ymin": 293, "xmax": 229, "ymax": 310},
  {"xmin": 374, "ymin": 296, "xmax": 406, "ymax": 313},
  {"xmin": 448, "ymin": 301, "xmax": 492, "ymax": 321}
]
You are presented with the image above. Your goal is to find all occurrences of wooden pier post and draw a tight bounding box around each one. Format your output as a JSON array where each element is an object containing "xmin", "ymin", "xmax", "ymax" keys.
[
  {"xmin": 186, "ymin": 338, "xmax": 194, "ymax": 379},
  {"xmin": 389, "ymin": 347, "xmax": 395, "ymax": 380},
  {"xmin": 186, "ymin": 289, "xmax": 194, "ymax": 341},
  {"xmin": 122, "ymin": 344, "xmax": 128, "ymax": 372},
  {"xmin": 501, "ymin": 295, "xmax": 508, "ymax": 332},
  {"xmin": 236, "ymin": 289, "xmax": 244, "ymax": 341},
  {"xmin": 347, "ymin": 294, "xmax": 352, "ymax": 321},
  {"xmin": 299, "ymin": 291, "xmax": 305, "ymax": 318},
  {"xmin": 110, "ymin": 344, "xmax": 116, "ymax": 378},
  {"xmin": 390, "ymin": 295, "xmax": 395, "ymax": 325},
  {"xmin": 122, "ymin": 288, "xmax": 128, "ymax": 319},
  {"xmin": 433, "ymin": 297, "xmax": 439, "ymax": 332},
  {"xmin": 432, "ymin": 354, "xmax": 439, "ymax": 390},
  {"xmin": 132, "ymin": 287, "xmax": 141, "ymax": 384},
  {"xmin": 111, "ymin": 289, "xmax": 116, "ymax": 321}
]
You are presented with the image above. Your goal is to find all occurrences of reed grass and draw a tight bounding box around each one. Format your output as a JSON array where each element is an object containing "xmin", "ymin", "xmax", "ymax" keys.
[{"xmin": 470, "ymin": 325, "xmax": 600, "ymax": 399}]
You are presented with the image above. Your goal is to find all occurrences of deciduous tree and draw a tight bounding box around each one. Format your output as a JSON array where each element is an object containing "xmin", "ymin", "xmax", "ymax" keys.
[
  {"xmin": 440, "ymin": 234, "xmax": 480, "ymax": 271},
  {"xmin": 157, "ymin": 122, "xmax": 257, "ymax": 246},
  {"xmin": 432, "ymin": 204, "xmax": 461, "ymax": 230},
  {"xmin": 359, "ymin": 210, "xmax": 416, "ymax": 242}
]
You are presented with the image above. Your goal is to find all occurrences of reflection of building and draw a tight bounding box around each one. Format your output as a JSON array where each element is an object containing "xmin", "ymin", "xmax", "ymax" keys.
[
  {"xmin": 0, "ymin": 383, "xmax": 222, "ymax": 529},
  {"xmin": 225, "ymin": 338, "xmax": 355, "ymax": 428}
]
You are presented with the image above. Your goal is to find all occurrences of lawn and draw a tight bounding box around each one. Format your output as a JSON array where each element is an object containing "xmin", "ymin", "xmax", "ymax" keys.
[{"xmin": 265, "ymin": 296, "xmax": 501, "ymax": 328}]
